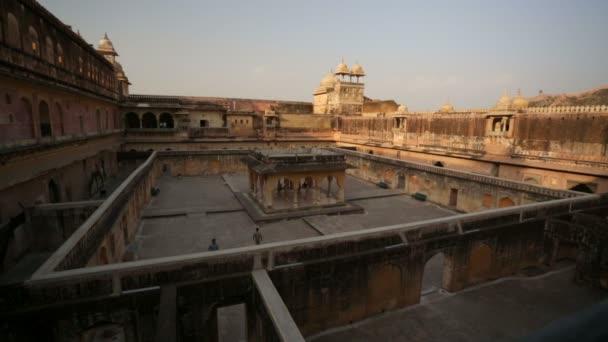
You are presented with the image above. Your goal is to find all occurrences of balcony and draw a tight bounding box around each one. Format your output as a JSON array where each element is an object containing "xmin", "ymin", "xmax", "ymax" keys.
[{"xmin": 0, "ymin": 43, "xmax": 120, "ymax": 101}]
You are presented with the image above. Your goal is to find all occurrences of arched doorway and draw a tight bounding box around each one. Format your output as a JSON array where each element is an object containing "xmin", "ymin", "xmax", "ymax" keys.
[
  {"xmin": 142, "ymin": 112, "xmax": 157, "ymax": 128},
  {"xmin": 498, "ymin": 197, "xmax": 515, "ymax": 208},
  {"xmin": 159, "ymin": 112, "xmax": 174, "ymax": 128},
  {"xmin": 434, "ymin": 161, "xmax": 445, "ymax": 167},
  {"xmin": 48, "ymin": 179, "xmax": 61, "ymax": 203},
  {"xmin": 421, "ymin": 252, "xmax": 446, "ymax": 295},
  {"xmin": 569, "ymin": 183, "xmax": 594, "ymax": 194},
  {"xmin": 98, "ymin": 246, "xmax": 109, "ymax": 265},
  {"xmin": 125, "ymin": 112, "xmax": 140, "ymax": 129},
  {"xmin": 468, "ymin": 242, "xmax": 492, "ymax": 283},
  {"xmin": 39, "ymin": 100, "xmax": 52, "ymax": 137}
]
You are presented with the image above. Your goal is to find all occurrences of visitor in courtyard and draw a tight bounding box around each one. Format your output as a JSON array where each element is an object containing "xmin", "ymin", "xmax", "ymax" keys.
[
  {"xmin": 208, "ymin": 238, "xmax": 219, "ymax": 251},
  {"xmin": 253, "ymin": 227, "xmax": 263, "ymax": 245}
]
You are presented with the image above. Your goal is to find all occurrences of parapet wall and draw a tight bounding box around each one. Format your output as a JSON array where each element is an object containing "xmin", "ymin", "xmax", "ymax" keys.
[{"xmin": 337, "ymin": 148, "xmax": 580, "ymax": 212}]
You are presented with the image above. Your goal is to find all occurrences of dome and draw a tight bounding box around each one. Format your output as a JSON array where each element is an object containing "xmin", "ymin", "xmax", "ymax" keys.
[
  {"xmin": 351, "ymin": 63, "xmax": 365, "ymax": 76},
  {"xmin": 512, "ymin": 89, "xmax": 528, "ymax": 110},
  {"xmin": 320, "ymin": 73, "xmax": 337, "ymax": 87},
  {"xmin": 97, "ymin": 33, "xmax": 117, "ymax": 55},
  {"xmin": 439, "ymin": 100, "xmax": 454, "ymax": 113},
  {"xmin": 397, "ymin": 104, "xmax": 408, "ymax": 113},
  {"xmin": 496, "ymin": 90, "xmax": 512, "ymax": 109},
  {"xmin": 335, "ymin": 62, "xmax": 350, "ymax": 75}
]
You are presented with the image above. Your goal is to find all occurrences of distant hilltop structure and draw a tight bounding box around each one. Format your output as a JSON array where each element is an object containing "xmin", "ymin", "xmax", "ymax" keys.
[{"xmin": 528, "ymin": 86, "xmax": 608, "ymax": 107}]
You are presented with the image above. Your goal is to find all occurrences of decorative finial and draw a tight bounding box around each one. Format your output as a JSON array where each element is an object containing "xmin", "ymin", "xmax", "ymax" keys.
[{"xmin": 104, "ymin": 32, "xmax": 109, "ymax": 39}]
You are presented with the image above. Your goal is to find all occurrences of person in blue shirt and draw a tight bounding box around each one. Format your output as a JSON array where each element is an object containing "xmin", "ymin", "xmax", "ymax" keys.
[{"xmin": 208, "ymin": 238, "xmax": 219, "ymax": 251}]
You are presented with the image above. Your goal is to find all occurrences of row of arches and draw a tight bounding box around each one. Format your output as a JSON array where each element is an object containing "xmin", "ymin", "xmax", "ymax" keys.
[
  {"xmin": 0, "ymin": 91, "xmax": 120, "ymax": 142},
  {"xmin": 125, "ymin": 112, "xmax": 174, "ymax": 129},
  {"xmin": 2, "ymin": 10, "xmax": 115, "ymax": 90}
]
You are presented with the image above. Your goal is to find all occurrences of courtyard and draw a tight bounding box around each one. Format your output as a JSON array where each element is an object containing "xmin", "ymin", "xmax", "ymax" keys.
[{"xmin": 133, "ymin": 173, "xmax": 454, "ymax": 259}]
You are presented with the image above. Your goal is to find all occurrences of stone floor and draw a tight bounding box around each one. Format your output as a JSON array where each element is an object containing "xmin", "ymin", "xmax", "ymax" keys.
[
  {"xmin": 133, "ymin": 173, "xmax": 454, "ymax": 259},
  {"xmin": 309, "ymin": 266, "xmax": 607, "ymax": 342}
]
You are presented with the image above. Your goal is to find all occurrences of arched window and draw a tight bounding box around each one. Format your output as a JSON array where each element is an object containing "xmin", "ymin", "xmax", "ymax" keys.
[
  {"xmin": 44, "ymin": 36, "xmax": 54, "ymax": 63},
  {"xmin": 159, "ymin": 113, "xmax": 174, "ymax": 128},
  {"xmin": 105, "ymin": 110, "xmax": 109, "ymax": 130},
  {"xmin": 113, "ymin": 111, "xmax": 119, "ymax": 129},
  {"xmin": 56, "ymin": 43, "xmax": 64, "ymax": 66},
  {"xmin": 125, "ymin": 112, "xmax": 140, "ymax": 128},
  {"xmin": 27, "ymin": 26, "xmax": 40, "ymax": 56},
  {"xmin": 39, "ymin": 100, "xmax": 51, "ymax": 136},
  {"xmin": 78, "ymin": 56, "xmax": 83, "ymax": 73},
  {"xmin": 21, "ymin": 98, "xmax": 34, "ymax": 138},
  {"xmin": 7, "ymin": 13, "xmax": 21, "ymax": 48},
  {"xmin": 142, "ymin": 112, "xmax": 157, "ymax": 128}
]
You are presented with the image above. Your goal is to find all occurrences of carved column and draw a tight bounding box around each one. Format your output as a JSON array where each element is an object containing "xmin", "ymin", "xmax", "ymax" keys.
[
  {"xmin": 336, "ymin": 173, "xmax": 345, "ymax": 203},
  {"xmin": 264, "ymin": 175, "xmax": 273, "ymax": 209},
  {"xmin": 292, "ymin": 178, "xmax": 299, "ymax": 208}
]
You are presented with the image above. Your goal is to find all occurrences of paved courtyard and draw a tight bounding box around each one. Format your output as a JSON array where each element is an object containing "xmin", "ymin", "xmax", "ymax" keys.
[
  {"xmin": 310, "ymin": 266, "xmax": 607, "ymax": 342},
  {"xmin": 133, "ymin": 173, "xmax": 455, "ymax": 260}
]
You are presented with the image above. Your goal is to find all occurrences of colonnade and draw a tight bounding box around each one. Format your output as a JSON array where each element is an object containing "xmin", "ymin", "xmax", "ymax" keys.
[{"xmin": 248, "ymin": 171, "xmax": 345, "ymax": 210}]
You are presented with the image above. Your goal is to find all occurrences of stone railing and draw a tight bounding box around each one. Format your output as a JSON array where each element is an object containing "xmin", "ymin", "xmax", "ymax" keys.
[
  {"xmin": 32, "ymin": 152, "xmax": 157, "ymax": 275},
  {"xmin": 0, "ymin": 43, "xmax": 120, "ymax": 101},
  {"xmin": 333, "ymin": 148, "xmax": 581, "ymax": 199},
  {"xmin": 527, "ymin": 105, "xmax": 608, "ymax": 113},
  {"xmin": 188, "ymin": 127, "xmax": 231, "ymax": 138},
  {"xmin": 16, "ymin": 192, "xmax": 603, "ymax": 310}
]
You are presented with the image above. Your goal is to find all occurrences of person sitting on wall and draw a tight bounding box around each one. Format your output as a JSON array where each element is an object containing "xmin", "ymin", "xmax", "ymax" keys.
[{"xmin": 208, "ymin": 238, "xmax": 219, "ymax": 251}]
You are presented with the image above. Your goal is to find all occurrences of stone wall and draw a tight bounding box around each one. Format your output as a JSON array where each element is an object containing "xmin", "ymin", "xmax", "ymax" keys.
[
  {"xmin": 278, "ymin": 113, "xmax": 333, "ymax": 131},
  {"xmin": 340, "ymin": 148, "xmax": 577, "ymax": 212}
]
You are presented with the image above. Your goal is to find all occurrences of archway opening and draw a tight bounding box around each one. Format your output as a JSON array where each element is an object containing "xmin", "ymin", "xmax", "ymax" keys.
[
  {"xmin": 125, "ymin": 112, "xmax": 140, "ymax": 129},
  {"xmin": 142, "ymin": 113, "xmax": 157, "ymax": 128},
  {"xmin": 217, "ymin": 304, "xmax": 247, "ymax": 342},
  {"xmin": 98, "ymin": 246, "xmax": 109, "ymax": 265},
  {"xmin": 39, "ymin": 101, "xmax": 51, "ymax": 137},
  {"xmin": 421, "ymin": 252, "xmax": 445, "ymax": 295},
  {"xmin": 159, "ymin": 112, "xmax": 174, "ymax": 128},
  {"xmin": 498, "ymin": 197, "xmax": 515, "ymax": 208},
  {"xmin": 569, "ymin": 183, "xmax": 594, "ymax": 194},
  {"xmin": 48, "ymin": 179, "xmax": 60, "ymax": 203},
  {"xmin": 434, "ymin": 161, "xmax": 445, "ymax": 167}
]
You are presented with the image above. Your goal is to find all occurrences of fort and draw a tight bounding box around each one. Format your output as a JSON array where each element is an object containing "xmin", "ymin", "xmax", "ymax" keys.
[{"xmin": 0, "ymin": 1, "xmax": 607, "ymax": 341}]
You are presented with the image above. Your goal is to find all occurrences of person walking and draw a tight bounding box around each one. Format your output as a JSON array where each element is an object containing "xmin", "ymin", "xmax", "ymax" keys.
[
  {"xmin": 253, "ymin": 227, "xmax": 263, "ymax": 245},
  {"xmin": 208, "ymin": 238, "xmax": 219, "ymax": 251}
]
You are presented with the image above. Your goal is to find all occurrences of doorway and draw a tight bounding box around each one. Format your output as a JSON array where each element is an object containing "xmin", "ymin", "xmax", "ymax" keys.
[{"xmin": 449, "ymin": 188, "xmax": 458, "ymax": 207}]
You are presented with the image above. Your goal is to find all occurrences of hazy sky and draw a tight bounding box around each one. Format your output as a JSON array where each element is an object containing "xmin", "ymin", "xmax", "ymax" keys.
[{"xmin": 40, "ymin": 0, "xmax": 608, "ymax": 110}]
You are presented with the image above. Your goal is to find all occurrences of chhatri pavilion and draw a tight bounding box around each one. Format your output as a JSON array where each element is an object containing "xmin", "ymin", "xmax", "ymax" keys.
[{"xmin": 241, "ymin": 148, "xmax": 352, "ymax": 212}]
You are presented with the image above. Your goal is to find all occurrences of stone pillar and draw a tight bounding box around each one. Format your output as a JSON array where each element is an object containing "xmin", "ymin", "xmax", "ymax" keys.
[
  {"xmin": 313, "ymin": 177, "xmax": 321, "ymax": 205},
  {"xmin": 264, "ymin": 176, "xmax": 273, "ymax": 208},
  {"xmin": 292, "ymin": 178, "xmax": 299, "ymax": 208},
  {"xmin": 257, "ymin": 174, "xmax": 264, "ymax": 203},
  {"xmin": 249, "ymin": 171, "xmax": 255, "ymax": 193},
  {"xmin": 336, "ymin": 173, "xmax": 345, "ymax": 203}
]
